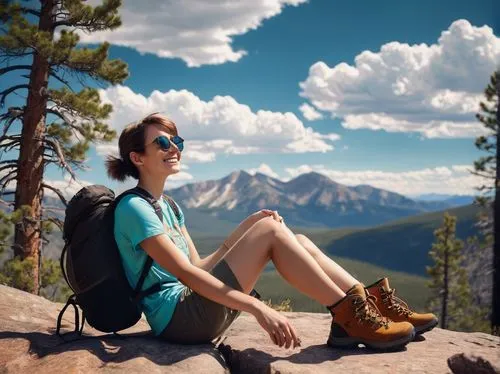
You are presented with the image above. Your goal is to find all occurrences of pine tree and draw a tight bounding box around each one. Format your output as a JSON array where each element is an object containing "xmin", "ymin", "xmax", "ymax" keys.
[
  {"xmin": 0, "ymin": 0, "xmax": 128, "ymax": 294},
  {"xmin": 472, "ymin": 70, "xmax": 500, "ymax": 334},
  {"xmin": 426, "ymin": 213, "xmax": 476, "ymax": 330}
]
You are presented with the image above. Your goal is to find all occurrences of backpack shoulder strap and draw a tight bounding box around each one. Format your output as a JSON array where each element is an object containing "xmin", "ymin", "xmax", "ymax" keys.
[
  {"xmin": 114, "ymin": 186, "xmax": 164, "ymax": 299},
  {"xmin": 116, "ymin": 186, "xmax": 163, "ymax": 223},
  {"xmin": 162, "ymin": 194, "xmax": 182, "ymax": 225}
]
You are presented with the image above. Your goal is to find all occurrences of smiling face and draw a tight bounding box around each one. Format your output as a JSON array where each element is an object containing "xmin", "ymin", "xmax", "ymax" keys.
[{"xmin": 130, "ymin": 123, "xmax": 182, "ymax": 179}]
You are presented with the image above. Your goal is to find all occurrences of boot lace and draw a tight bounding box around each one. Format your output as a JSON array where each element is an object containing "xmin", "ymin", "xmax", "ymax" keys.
[
  {"xmin": 380, "ymin": 287, "xmax": 413, "ymax": 317},
  {"xmin": 352, "ymin": 294, "xmax": 389, "ymax": 330}
]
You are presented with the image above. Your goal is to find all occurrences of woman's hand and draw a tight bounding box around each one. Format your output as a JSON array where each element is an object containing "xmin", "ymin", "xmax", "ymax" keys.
[
  {"xmin": 221, "ymin": 210, "xmax": 284, "ymax": 251},
  {"xmin": 251, "ymin": 301, "xmax": 301, "ymax": 349},
  {"xmin": 250, "ymin": 209, "xmax": 284, "ymax": 223}
]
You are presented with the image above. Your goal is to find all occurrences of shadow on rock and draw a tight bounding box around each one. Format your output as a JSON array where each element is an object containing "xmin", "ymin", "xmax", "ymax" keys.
[
  {"xmin": 0, "ymin": 329, "xmax": 225, "ymax": 368},
  {"xmin": 218, "ymin": 342, "xmax": 407, "ymax": 373}
]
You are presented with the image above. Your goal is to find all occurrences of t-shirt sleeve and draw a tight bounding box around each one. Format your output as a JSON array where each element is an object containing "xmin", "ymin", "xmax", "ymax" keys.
[{"xmin": 116, "ymin": 195, "xmax": 165, "ymax": 249}]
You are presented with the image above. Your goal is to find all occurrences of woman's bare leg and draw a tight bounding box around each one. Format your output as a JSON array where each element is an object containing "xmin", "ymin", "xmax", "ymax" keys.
[
  {"xmin": 274, "ymin": 220, "xmax": 360, "ymax": 292},
  {"xmin": 293, "ymin": 233, "xmax": 358, "ymax": 291},
  {"xmin": 221, "ymin": 217, "xmax": 345, "ymax": 307}
]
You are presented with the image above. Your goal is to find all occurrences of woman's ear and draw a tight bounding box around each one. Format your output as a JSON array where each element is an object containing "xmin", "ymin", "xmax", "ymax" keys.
[{"xmin": 129, "ymin": 151, "xmax": 144, "ymax": 167}]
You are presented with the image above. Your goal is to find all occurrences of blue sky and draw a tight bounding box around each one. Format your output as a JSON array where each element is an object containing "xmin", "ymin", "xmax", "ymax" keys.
[{"xmin": 3, "ymin": 0, "xmax": 499, "ymax": 198}]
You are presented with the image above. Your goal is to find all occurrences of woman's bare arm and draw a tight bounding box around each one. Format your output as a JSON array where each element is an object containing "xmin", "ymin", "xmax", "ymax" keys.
[
  {"xmin": 181, "ymin": 209, "xmax": 278, "ymax": 271},
  {"xmin": 140, "ymin": 233, "xmax": 260, "ymax": 313}
]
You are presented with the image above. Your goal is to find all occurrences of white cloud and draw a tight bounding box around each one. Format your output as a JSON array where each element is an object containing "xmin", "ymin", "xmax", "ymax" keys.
[
  {"xmin": 80, "ymin": 0, "xmax": 307, "ymax": 67},
  {"xmin": 283, "ymin": 164, "xmax": 486, "ymax": 196},
  {"xmin": 246, "ymin": 163, "xmax": 281, "ymax": 179},
  {"xmin": 95, "ymin": 85, "xmax": 340, "ymax": 162},
  {"xmin": 43, "ymin": 176, "xmax": 94, "ymax": 200},
  {"xmin": 300, "ymin": 19, "xmax": 500, "ymax": 138},
  {"xmin": 0, "ymin": 168, "xmax": 94, "ymax": 202},
  {"xmin": 299, "ymin": 103, "xmax": 324, "ymax": 121}
]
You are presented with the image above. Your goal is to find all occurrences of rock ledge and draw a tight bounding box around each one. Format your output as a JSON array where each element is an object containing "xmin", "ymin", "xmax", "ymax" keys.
[{"xmin": 1, "ymin": 285, "xmax": 499, "ymax": 373}]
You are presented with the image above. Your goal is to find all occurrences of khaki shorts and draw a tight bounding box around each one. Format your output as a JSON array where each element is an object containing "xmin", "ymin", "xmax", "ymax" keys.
[{"xmin": 160, "ymin": 259, "xmax": 243, "ymax": 344}]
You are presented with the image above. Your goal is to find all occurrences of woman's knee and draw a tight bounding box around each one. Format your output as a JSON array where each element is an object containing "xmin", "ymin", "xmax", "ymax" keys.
[
  {"xmin": 295, "ymin": 233, "xmax": 308, "ymax": 243},
  {"xmin": 249, "ymin": 216, "xmax": 283, "ymax": 242},
  {"xmin": 295, "ymin": 234, "xmax": 318, "ymax": 256},
  {"xmin": 253, "ymin": 215, "xmax": 282, "ymax": 231}
]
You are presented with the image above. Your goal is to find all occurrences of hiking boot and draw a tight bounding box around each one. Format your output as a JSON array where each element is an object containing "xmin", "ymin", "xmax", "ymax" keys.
[
  {"xmin": 327, "ymin": 284, "xmax": 415, "ymax": 351},
  {"xmin": 365, "ymin": 278, "xmax": 438, "ymax": 335}
]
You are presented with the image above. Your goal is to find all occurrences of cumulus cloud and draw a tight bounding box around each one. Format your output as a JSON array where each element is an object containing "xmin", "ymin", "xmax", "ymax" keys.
[
  {"xmin": 95, "ymin": 85, "xmax": 340, "ymax": 162},
  {"xmin": 40, "ymin": 176, "xmax": 93, "ymax": 201},
  {"xmin": 300, "ymin": 19, "xmax": 500, "ymax": 138},
  {"xmin": 80, "ymin": 0, "xmax": 307, "ymax": 67},
  {"xmin": 246, "ymin": 163, "xmax": 281, "ymax": 179},
  {"xmin": 299, "ymin": 103, "xmax": 324, "ymax": 121},
  {"xmin": 283, "ymin": 164, "xmax": 484, "ymax": 196}
]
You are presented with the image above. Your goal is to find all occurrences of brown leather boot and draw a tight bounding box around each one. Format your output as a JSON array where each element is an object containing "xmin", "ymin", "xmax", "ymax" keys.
[
  {"xmin": 327, "ymin": 284, "xmax": 415, "ymax": 350},
  {"xmin": 365, "ymin": 278, "xmax": 438, "ymax": 335}
]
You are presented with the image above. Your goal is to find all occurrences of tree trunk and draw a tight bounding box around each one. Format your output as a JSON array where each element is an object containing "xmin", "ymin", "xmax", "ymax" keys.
[
  {"xmin": 13, "ymin": 0, "xmax": 54, "ymax": 294},
  {"xmin": 493, "ymin": 72, "xmax": 500, "ymax": 334},
  {"xmin": 442, "ymin": 225, "xmax": 450, "ymax": 329}
]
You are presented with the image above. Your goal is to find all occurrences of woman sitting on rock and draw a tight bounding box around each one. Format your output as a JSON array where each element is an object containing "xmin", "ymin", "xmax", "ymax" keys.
[{"xmin": 105, "ymin": 113, "xmax": 438, "ymax": 351}]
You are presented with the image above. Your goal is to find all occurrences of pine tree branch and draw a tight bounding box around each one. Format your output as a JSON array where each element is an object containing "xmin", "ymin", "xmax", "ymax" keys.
[
  {"xmin": 0, "ymin": 52, "xmax": 34, "ymax": 65},
  {"xmin": 43, "ymin": 216, "xmax": 63, "ymax": 231},
  {"xmin": 48, "ymin": 69, "xmax": 73, "ymax": 91},
  {"xmin": 52, "ymin": 0, "xmax": 121, "ymax": 32},
  {"xmin": 46, "ymin": 107, "xmax": 77, "ymax": 127},
  {"xmin": 41, "ymin": 206, "xmax": 65, "ymax": 213},
  {"xmin": 470, "ymin": 170, "xmax": 496, "ymax": 179},
  {"xmin": 0, "ymin": 197, "xmax": 13, "ymax": 208},
  {"xmin": 0, "ymin": 163, "xmax": 17, "ymax": 175},
  {"xmin": 0, "ymin": 139, "xmax": 20, "ymax": 152},
  {"xmin": 1, "ymin": 107, "xmax": 24, "ymax": 120},
  {"xmin": 0, "ymin": 170, "xmax": 17, "ymax": 194},
  {"xmin": 46, "ymin": 108, "xmax": 86, "ymax": 140},
  {"xmin": 0, "ymin": 65, "xmax": 32, "ymax": 76},
  {"xmin": 0, "ymin": 135, "xmax": 21, "ymax": 152},
  {"xmin": 41, "ymin": 137, "xmax": 76, "ymax": 180},
  {"xmin": 0, "ymin": 84, "xmax": 29, "ymax": 108},
  {"xmin": 0, "ymin": 159, "xmax": 17, "ymax": 165},
  {"xmin": 18, "ymin": 6, "xmax": 41, "ymax": 18},
  {"xmin": 1, "ymin": 115, "xmax": 21, "ymax": 137},
  {"xmin": 40, "ymin": 182, "xmax": 67, "ymax": 207}
]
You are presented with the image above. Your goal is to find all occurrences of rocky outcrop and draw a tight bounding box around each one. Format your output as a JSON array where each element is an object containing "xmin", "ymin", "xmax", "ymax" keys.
[
  {"xmin": 0, "ymin": 285, "xmax": 228, "ymax": 373},
  {"xmin": 1, "ymin": 285, "xmax": 499, "ymax": 373}
]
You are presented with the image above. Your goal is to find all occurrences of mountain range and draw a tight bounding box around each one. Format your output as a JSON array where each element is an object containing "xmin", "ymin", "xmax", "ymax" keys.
[
  {"xmin": 167, "ymin": 170, "xmax": 475, "ymax": 229},
  {"xmin": 0, "ymin": 170, "xmax": 476, "ymax": 231}
]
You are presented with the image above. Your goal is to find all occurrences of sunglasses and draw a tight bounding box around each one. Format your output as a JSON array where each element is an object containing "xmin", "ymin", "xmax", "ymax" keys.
[{"xmin": 147, "ymin": 135, "xmax": 184, "ymax": 152}]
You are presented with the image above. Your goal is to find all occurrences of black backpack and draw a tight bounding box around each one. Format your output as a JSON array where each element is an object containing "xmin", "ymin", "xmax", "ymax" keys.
[{"xmin": 56, "ymin": 185, "xmax": 181, "ymax": 336}]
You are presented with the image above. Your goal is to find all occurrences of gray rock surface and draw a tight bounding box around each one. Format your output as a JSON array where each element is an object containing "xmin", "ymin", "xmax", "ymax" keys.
[
  {"xmin": 0, "ymin": 285, "xmax": 228, "ymax": 373},
  {"xmin": 1, "ymin": 285, "xmax": 499, "ymax": 373},
  {"xmin": 220, "ymin": 312, "xmax": 500, "ymax": 373}
]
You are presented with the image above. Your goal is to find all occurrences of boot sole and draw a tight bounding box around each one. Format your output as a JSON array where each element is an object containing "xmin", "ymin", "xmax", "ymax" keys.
[
  {"xmin": 415, "ymin": 318, "xmax": 439, "ymax": 335},
  {"xmin": 327, "ymin": 328, "xmax": 415, "ymax": 351}
]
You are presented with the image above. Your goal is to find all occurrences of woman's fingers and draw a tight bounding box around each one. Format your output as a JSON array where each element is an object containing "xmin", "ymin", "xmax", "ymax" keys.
[
  {"xmin": 268, "ymin": 331, "xmax": 277, "ymax": 346},
  {"xmin": 289, "ymin": 323, "xmax": 301, "ymax": 348},
  {"xmin": 282, "ymin": 323, "xmax": 293, "ymax": 349},
  {"xmin": 272, "ymin": 210, "xmax": 281, "ymax": 222},
  {"xmin": 273, "ymin": 330, "xmax": 283, "ymax": 347},
  {"xmin": 259, "ymin": 209, "xmax": 284, "ymax": 223}
]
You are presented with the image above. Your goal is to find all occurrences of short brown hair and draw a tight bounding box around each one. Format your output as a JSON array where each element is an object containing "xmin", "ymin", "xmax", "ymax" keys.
[{"xmin": 105, "ymin": 113, "xmax": 179, "ymax": 181}]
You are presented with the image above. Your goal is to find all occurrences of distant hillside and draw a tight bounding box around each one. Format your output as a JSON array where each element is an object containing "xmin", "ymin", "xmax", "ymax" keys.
[
  {"xmin": 301, "ymin": 204, "xmax": 481, "ymax": 276},
  {"xmin": 415, "ymin": 193, "xmax": 475, "ymax": 207}
]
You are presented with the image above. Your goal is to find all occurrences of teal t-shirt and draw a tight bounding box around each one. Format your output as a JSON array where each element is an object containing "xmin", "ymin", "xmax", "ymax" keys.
[{"xmin": 114, "ymin": 194, "xmax": 189, "ymax": 336}]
